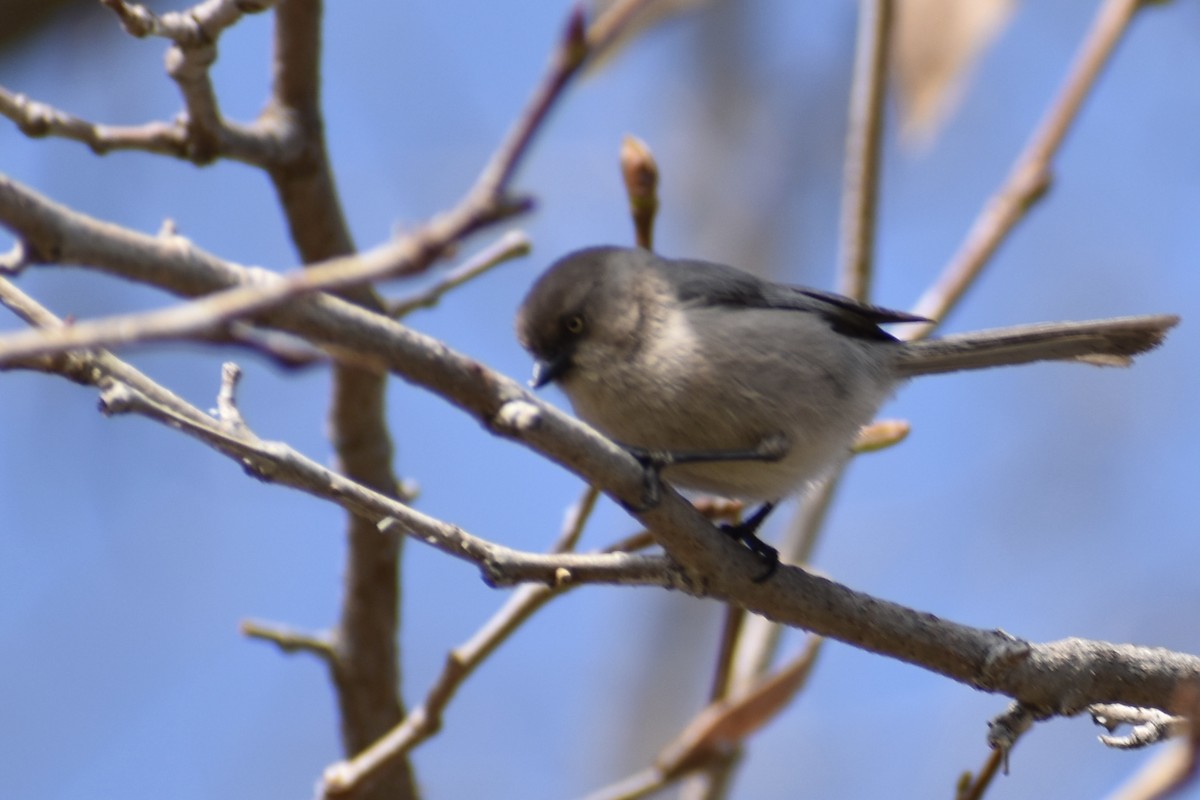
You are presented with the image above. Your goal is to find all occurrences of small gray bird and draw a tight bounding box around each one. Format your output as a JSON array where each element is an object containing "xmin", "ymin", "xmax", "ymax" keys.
[{"xmin": 516, "ymin": 246, "xmax": 1178, "ymax": 578}]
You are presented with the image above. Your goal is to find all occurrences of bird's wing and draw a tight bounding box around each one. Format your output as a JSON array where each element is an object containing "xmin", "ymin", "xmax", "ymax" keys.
[{"xmin": 667, "ymin": 258, "xmax": 928, "ymax": 342}]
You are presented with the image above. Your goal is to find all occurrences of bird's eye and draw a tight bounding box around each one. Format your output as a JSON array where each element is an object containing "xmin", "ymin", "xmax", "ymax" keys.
[{"xmin": 563, "ymin": 314, "xmax": 585, "ymax": 335}]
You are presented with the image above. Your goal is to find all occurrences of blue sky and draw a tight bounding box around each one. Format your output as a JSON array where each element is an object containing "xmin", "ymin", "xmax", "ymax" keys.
[{"xmin": 2, "ymin": 1, "xmax": 1199, "ymax": 798}]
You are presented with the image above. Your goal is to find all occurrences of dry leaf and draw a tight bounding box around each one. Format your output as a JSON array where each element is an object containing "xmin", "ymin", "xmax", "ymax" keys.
[
  {"xmin": 894, "ymin": 0, "xmax": 1016, "ymax": 147},
  {"xmin": 654, "ymin": 637, "xmax": 823, "ymax": 778}
]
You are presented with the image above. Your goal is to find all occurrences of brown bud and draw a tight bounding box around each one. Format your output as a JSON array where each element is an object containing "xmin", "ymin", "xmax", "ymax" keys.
[{"xmin": 620, "ymin": 134, "xmax": 660, "ymax": 250}]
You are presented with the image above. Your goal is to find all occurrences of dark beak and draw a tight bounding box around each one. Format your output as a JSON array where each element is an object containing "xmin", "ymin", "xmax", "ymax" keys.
[{"xmin": 530, "ymin": 353, "xmax": 570, "ymax": 388}]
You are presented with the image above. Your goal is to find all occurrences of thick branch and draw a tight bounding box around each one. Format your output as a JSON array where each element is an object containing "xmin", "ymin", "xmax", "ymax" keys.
[
  {"xmin": 0, "ymin": 274, "xmax": 671, "ymax": 589},
  {"xmin": 3, "ymin": 179, "xmax": 1193, "ymax": 724},
  {"xmin": 258, "ymin": 3, "xmax": 413, "ymax": 795}
]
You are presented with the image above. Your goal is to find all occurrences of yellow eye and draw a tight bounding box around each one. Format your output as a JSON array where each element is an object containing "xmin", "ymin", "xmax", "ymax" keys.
[{"xmin": 564, "ymin": 314, "xmax": 585, "ymax": 335}]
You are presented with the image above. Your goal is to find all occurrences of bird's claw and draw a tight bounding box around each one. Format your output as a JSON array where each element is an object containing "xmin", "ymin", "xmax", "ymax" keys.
[
  {"xmin": 719, "ymin": 519, "xmax": 780, "ymax": 582},
  {"xmin": 622, "ymin": 446, "xmax": 671, "ymax": 512}
]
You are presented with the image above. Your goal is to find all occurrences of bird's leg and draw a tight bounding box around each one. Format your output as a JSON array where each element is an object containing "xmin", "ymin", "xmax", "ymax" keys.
[
  {"xmin": 623, "ymin": 434, "xmax": 788, "ymax": 510},
  {"xmin": 622, "ymin": 436, "xmax": 787, "ymax": 580},
  {"xmin": 720, "ymin": 502, "xmax": 779, "ymax": 582}
]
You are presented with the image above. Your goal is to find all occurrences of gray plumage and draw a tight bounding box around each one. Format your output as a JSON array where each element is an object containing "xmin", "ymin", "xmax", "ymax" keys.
[{"xmin": 516, "ymin": 246, "xmax": 1178, "ymax": 503}]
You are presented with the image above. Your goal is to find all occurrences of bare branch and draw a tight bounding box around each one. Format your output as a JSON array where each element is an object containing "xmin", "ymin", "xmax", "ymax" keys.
[
  {"xmin": 0, "ymin": 8, "xmax": 681, "ymax": 359},
  {"xmin": 261, "ymin": 4, "xmax": 411, "ymax": 795},
  {"xmin": 0, "ymin": 276, "xmax": 215, "ymax": 427},
  {"xmin": 100, "ymin": 0, "xmax": 284, "ymax": 163},
  {"xmin": 388, "ymin": 231, "xmax": 531, "ymax": 318},
  {"xmin": 718, "ymin": 0, "xmax": 1157, "ymax": 759},
  {"xmin": 0, "ymin": 1, "xmax": 668, "ymax": 362},
  {"xmin": 203, "ymin": 323, "xmax": 329, "ymax": 369},
  {"xmin": 1093, "ymin": 704, "xmax": 1189, "ymax": 750},
  {"xmin": 909, "ymin": 0, "xmax": 1151, "ymax": 330},
  {"xmin": 956, "ymin": 748, "xmax": 1006, "ymax": 800},
  {"xmin": 240, "ymin": 619, "xmax": 335, "ymax": 660},
  {"xmin": 0, "ymin": 176, "xmax": 1195, "ymax": 722},
  {"xmin": 0, "ymin": 86, "xmax": 182, "ymax": 156},
  {"xmin": 1105, "ymin": 680, "xmax": 1200, "ymax": 798},
  {"xmin": 101, "ymin": 0, "xmax": 279, "ymax": 43},
  {"xmin": 579, "ymin": 767, "xmax": 669, "ymax": 800},
  {"xmin": 1, "ymin": 0, "xmax": 301, "ymax": 165},
  {"xmin": 0, "ymin": 13, "xmax": 1193, "ymax": 800},
  {"xmin": 318, "ymin": 522, "xmax": 655, "ymax": 799},
  {"xmin": 101, "ymin": 374, "xmax": 677, "ymax": 587},
  {"xmin": 838, "ymin": 0, "xmax": 893, "ymax": 301},
  {"xmin": 670, "ymin": 641, "xmax": 822, "ymax": 773},
  {"xmin": 0, "ymin": 239, "xmax": 27, "ymax": 274},
  {"xmin": 0, "ymin": 273, "xmax": 670, "ymax": 589},
  {"xmin": 551, "ymin": 484, "xmax": 603, "ymax": 553},
  {"xmin": 0, "ymin": 9, "xmax": 673, "ymax": 793},
  {"xmin": 214, "ymin": 361, "xmax": 248, "ymax": 434},
  {"xmin": 704, "ymin": 10, "xmax": 892, "ymax": 779},
  {"xmin": 1108, "ymin": 742, "xmax": 1200, "ymax": 800}
]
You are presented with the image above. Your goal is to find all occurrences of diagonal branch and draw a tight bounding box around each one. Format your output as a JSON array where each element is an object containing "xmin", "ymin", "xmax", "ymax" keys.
[
  {"xmin": 2, "ymin": 175, "xmax": 1199, "ymax": 794},
  {"xmin": 3, "ymin": 175, "xmax": 1197, "ymax": 730},
  {"xmin": 389, "ymin": 231, "xmax": 532, "ymax": 318},
  {"xmin": 0, "ymin": 274, "xmax": 672, "ymax": 588},
  {"xmin": 321, "ymin": 495, "xmax": 642, "ymax": 799},
  {"xmin": 102, "ymin": 0, "xmax": 279, "ymax": 43},
  {"xmin": 724, "ymin": 0, "xmax": 1158, "ymax": 742},
  {"xmin": 103, "ymin": 0, "xmax": 285, "ymax": 164},
  {"xmin": 910, "ymin": 0, "xmax": 1150, "ymax": 330}
]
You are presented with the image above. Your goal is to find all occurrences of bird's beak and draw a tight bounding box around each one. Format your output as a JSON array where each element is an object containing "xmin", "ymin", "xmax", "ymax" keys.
[{"xmin": 529, "ymin": 353, "xmax": 569, "ymax": 388}]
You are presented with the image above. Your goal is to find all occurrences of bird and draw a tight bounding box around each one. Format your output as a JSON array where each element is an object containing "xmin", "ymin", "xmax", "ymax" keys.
[{"xmin": 516, "ymin": 246, "xmax": 1178, "ymax": 579}]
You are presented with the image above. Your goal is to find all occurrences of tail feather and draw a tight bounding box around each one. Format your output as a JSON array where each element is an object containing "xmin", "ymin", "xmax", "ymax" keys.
[{"xmin": 894, "ymin": 314, "xmax": 1180, "ymax": 378}]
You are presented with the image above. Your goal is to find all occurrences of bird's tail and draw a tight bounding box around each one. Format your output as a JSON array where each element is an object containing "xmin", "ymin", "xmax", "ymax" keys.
[{"xmin": 893, "ymin": 314, "xmax": 1180, "ymax": 378}]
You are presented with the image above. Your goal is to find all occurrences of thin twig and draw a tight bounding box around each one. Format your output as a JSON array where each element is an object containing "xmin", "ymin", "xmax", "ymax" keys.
[
  {"xmin": 838, "ymin": 0, "xmax": 893, "ymax": 302},
  {"xmin": 214, "ymin": 361, "xmax": 248, "ymax": 434},
  {"xmin": 592, "ymin": 638, "xmax": 823, "ymax": 800},
  {"xmin": 728, "ymin": 476, "xmax": 839, "ymax": 690},
  {"xmin": 388, "ymin": 231, "xmax": 531, "ymax": 318},
  {"xmin": 680, "ymin": 605, "xmax": 748, "ymax": 800},
  {"xmin": 2, "ymin": 0, "xmax": 297, "ymax": 164},
  {"xmin": 262, "ymin": 3, "xmax": 411, "ymax": 795},
  {"xmin": 203, "ymin": 323, "xmax": 329, "ymax": 369},
  {"xmin": 1, "ymin": 0, "xmax": 297, "ymax": 164},
  {"xmin": 0, "ymin": 274, "xmax": 672, "ymax": 590},
  {"xmin": 470, "ymin": 0, "xmax": 660, "ymax": 200},
  {"xmin": 0, "ymin": 87, "xmax": 184, "ymax": 157},
  {"xmin": 319, "ymin": 521, "xmax": 653, "ymax": 799},
  {"xmin": 240, "ymin": 619, "xmax": 335, "ymax": 659},
  {"xmin": 727, "ymin": 0, "xmax": 1153, "ymax": 718},
  {"xmin": 101, "ymin": 0, "xmax": 279, "ymax": 43},
  {"xmin": 709, "ymin": 606, "xmax": 749, "ymax": 703},
  {"xmin": 102, "ymin": 0, "xmax": 284, "ymax": 163},
  {"xmin": 0, "ymin": 223, "xmax": 540, "ymax": 363},
  {"xmin": 579, "ymin": 767, "xmax": 667, "ymax": 800},
  {"xmin": 909, "ymin": 0, "xmax": 1149, "ymax": 332},
  {"xmin": 957, "ymin": 748, "xmax": 1005, "ymax": 800},
  {"xmin": 552, "ymin": 484, "xmax": 603, "ymax": 553},
  {"xmin": 0, "ymin": 276, "xmax": 213, "ymax": 426},
  {"xmin": 710, "ymin": 8, "xmax": 893, "ymax": 764},
  {"xmin": 0, "ymin": 2, "xmax": 667, "ymax": 363},
  {"xmin": 1093, "ymin": 704, "xmax": 1189, "ymax": 749}
]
